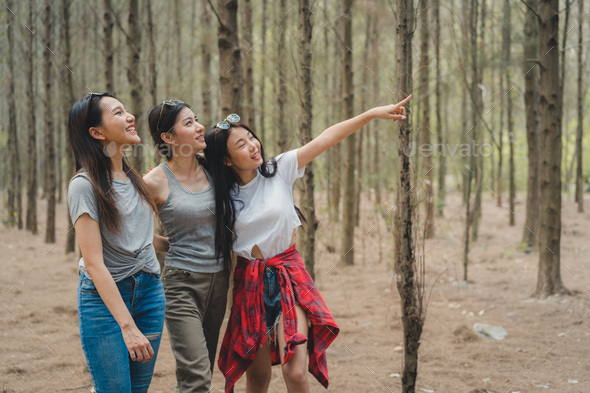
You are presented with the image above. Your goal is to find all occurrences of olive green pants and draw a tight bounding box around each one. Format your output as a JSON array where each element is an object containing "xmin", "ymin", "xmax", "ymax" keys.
[{"xmin": 162, "ymin": 267, "xmax": 229, "ymax": 393}]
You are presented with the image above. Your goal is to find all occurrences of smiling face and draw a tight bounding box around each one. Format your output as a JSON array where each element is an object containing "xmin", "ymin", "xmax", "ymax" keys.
[
  {"xmin": 89, "ymin": 96, "xmax": 140, "ymax": 147},
  {"xmin": 225, "ymin": 126, "xmax": 264, "ymax": 171},
  {"xmin": 162, "ymin": 107, "xmax": 206, "ymax": 154}
]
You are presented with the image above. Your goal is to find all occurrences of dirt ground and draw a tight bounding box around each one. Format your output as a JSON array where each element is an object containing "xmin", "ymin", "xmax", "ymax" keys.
[{"xmin": 2, "ymin": 191, "xmax": 589, "ymax": 393}]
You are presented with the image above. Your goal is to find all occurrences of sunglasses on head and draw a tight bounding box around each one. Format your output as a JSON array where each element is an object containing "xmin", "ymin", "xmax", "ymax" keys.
[
  {"xmin": 85, "ymin": 91, "xmax": 109, "ymax": 118},
  {"xmin": 157, "ymin": 100, "xmax": 184, "ymax": 131},
  {"xmin": 216, "ymin": 113, "xmax": 240, "ymax": 130}
]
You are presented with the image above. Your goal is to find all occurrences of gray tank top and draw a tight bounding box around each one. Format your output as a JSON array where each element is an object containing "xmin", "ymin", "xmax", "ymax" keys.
[{"xmin": 157, "ymin": 162, "xmax": 224, "ymax": 273}]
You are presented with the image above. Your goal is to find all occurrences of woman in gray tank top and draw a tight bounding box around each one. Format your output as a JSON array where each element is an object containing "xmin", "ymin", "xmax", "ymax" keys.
[{"xmin": 144, "ymin": 100, "xmax": 229, "ymax": 393}]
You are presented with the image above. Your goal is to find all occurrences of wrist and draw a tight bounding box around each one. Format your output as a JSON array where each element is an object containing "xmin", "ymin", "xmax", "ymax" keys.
[{"xmin": 118, "ymin": 319, "xmax": 134, "ymax": 331}]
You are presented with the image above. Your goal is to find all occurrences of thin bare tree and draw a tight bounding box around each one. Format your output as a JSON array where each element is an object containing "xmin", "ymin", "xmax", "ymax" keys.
[
  {"xmin": 298, "ymin": 0, "xmax": 318, "ymax": 280},
  {"xmin": 218, "ymin": 0, "xmax": 243, "ymax": 117},
  {"xmin": 6, "ymin": 0, "xmax": 22, "ymax": 230},
  {"xmin": 43, "ymin": 2, "xmax": 56, "ymax": 243},
  {"xmin": 25, "ymin": 0, "xmax": 38, "ymax": 235},
  {"xmin": 340, "ymin": 0, "xmax": 355, "ymax": 265},
  {"xmin": 574, "ymin": 0, "xmax": 584, "ymax": 212}
]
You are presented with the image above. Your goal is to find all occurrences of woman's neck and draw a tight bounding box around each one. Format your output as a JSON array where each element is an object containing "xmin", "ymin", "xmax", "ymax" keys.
[
  {"xmin": 235, "ymin": 167, "xmax": 258, "ymax": 186},
  {"xmin": 168, "ymin": 154, "xmax": 200, "ymax": 177},
  {"xmin": 109, "ymin": 151, "xmax": 126, "ymax": 180}
]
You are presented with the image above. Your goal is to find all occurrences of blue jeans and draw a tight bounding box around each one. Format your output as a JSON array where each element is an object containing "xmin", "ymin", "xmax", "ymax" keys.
[
  {"xmin": 78, "ymin": 271, "xmax": 166, "ymax": 393},
  {"xmin": 263, "ymin": 266, "xmax": 283, "ymax": 331}
]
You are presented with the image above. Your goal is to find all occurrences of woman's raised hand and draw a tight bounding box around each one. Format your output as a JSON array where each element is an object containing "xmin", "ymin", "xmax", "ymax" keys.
[{"xmin": 369, "ymin": 94, "xmax": 412, "ymax": 122}]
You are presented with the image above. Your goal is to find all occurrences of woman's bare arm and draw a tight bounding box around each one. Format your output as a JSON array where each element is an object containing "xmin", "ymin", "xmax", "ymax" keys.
[{"xmin": 76, "ymin": 214, "xmax": 154, "ymax": 363}]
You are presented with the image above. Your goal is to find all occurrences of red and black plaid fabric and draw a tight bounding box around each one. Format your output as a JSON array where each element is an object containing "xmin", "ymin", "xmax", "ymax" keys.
[{"xmin": 218, "ymin": 244, "xmax": 339, "ymax": 392}]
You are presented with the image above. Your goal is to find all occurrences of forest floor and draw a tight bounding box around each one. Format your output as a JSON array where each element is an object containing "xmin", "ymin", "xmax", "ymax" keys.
[{"xmin": 1, "ymin": 191, "xmax": 589, "ymax": 393}]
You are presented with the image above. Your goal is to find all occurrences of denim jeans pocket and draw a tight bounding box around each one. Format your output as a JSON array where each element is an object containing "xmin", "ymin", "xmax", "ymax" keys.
[{"xmin": 79, "ymin": 275, "xmax": 98, "ymax": 293}]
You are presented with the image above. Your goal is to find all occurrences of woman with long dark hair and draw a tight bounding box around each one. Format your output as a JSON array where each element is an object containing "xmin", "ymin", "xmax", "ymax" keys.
[
  {"xmin": 68, "ymin": 92, "xmax": 168, "ymax": 393},
  {"xmin": 143, "ymin": 100, "xmax": 229, "ymax": 392},
  {"xmin": 206, "ymin": 95, "xmax": 411, "ymax": 393}
]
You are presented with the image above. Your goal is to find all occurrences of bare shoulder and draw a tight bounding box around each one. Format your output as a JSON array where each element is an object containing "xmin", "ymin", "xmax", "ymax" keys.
[{"xmin": 143, "ymin": 166, "xmax": 169, "ymax": 206}]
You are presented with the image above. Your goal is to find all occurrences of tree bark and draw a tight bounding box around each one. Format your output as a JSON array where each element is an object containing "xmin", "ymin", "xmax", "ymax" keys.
[
  {"xmin": 147, "ymin": 0, "xmax": 157, "ymax": 106},
  {"xmin": 25, "ymin": 0, "xmax": 38, "ymax": 235},
  {"xmin": 297, "ymin": 0, "xmax": 318, "ymax": 280},
  {"xmin": 471, "ymin": 0, "xmax": 485, "ymax": 240},
  {"xmin": 201, "ymin": 0, "xmax": 214, "ymax": 127},
  {"xmin": 6, "ymin": 0, "xmax": 22, "ymax": 230},
  {"xmin": 241, "ymin": 0, "xmax": 255, "ymax": 127},
  {"xmin": 63, "ymin": 0, "xmax": 76, "ymax": 252},
  {"xmin": 355, "ymin": 15, "xmax": 373, "ymax": 228},
  {"xmin": 574, "ymin": 0, "xmax": 584, "ymax": 212},
  {"xmin": 276, "ymin": 0, "xmax": 288, "ymax": 151},
  {"xmin": 258, "ymin": 0, "xmax": 268, "ymax": 147},
  {"xmin": 44, "ymin": 2, "xmax": 56, "ymax": 243},
  {"xmin": 396, "ymin": 1, "xmax": 424, "ymax": 391},
  {"xmin": 522, "ymin": 0, "xmax": 541, "ymax": 247},
  {"xmin": 218, "ymin": 0, "xmax": 243, "ymax": 117},
  {"xmin": 504, "ymin": 0, "xmax": 515, "ymax": 227},
  {"xmin": 534, "ymin": 0, "xmax": 568, "ymax": 298},
  {"xmin": 328, "ymin": 9, "xmax": 342, "ymax": 221},
  {"xmin": 419, "ymin": 0, "xmax": 434, "ymax": 238},
  {"xmin": 174, "ymin": 0, "xmax": 182, "ymax": 78},
  {"xmin": 434, "ymin": 0, "xmax": 445, "ymax": 217},
  {"xmin": 127, "ymin": 0, "xmax": 145, "ymax": 173},
  {"xmin": 103, "ymin": 0, "xmax": 115, "ymax": 93},
  {"xmin": 340, "ymin": 0, "xmax": 355, "ymax": 265}
]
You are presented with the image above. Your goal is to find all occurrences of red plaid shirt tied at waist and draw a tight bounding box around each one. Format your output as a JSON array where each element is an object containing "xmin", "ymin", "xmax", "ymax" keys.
[{"xmin": 218, "ymin": 244, "xmax": 339, "ymax": 392}]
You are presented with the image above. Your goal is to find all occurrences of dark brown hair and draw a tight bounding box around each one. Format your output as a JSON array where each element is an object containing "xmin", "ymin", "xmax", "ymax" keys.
[{"xmin": 68, "ymin": 92, "xmax": 157, "ymax": 233}]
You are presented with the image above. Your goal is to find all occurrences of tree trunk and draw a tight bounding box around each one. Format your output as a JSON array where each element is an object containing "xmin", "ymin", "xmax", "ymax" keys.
[
  {"xmin": 6, "ymin": 0, "xmax": 22, "ymax": 230},
  {"xmin": 396, "ymin": 1, "xmax": 424, "ymax": 391},
  {"xmin": 62, "ymin": 0, "xmax": 76, "ymax": 253},
  {"xmin": 258, "ymin": 0, "xmax": 267, "ymax": 147},
  {"xmin": 127, "ymin": 0, "xmax": 144, "ymax": 173},
  {"xmin": 328, "ymin": 10, "xmax": 342, "ymax": 220},
  {"xmin": 201, "ymin": 0, "xmax": 214, "ymax": 128},
  {"xmin": 218, "ymin": 0, "xmax": 243, "ymax": 117},
  {"xmin": 6, "ymin": 0, "xmax": 23, "ymax": 229},
  {"xmin": 574, "ymin": 0, "xmax": 584, "ymax": 212},
  {"xmin": 471, "ymin": 0, "xmax": 485, "ymax": 241},
  {"xmin": 241, "ymin": 0, "xmax": 255, "ymax": 127},
  {"xmin": 44, "ymin": 3, "xmax": 56, "ymax": 243},
  {"xmin": 534, "ymin": 0, "xmax": 568, "ymax": 298},
  {"xmin": 463, "ymin": 0, "xmax": 478, "ymax": 281},
  {"xmin": 434, "ymin": 0, "xmax": 445, "ymax": 217},
  {"xmin": 504, "ymin": 0, "xmax": 515, "ymax": 227},
  {"xmin": 297, "ymin": 0, "xmax": 318, "ymax": 280},
  {"xmin": 340, "ymin": 0, "xmax": 355, "ymax": 266},
  {"xmin": 103, "ymin": 0, "xmax": 115, "ymax": 93},
  {"xmin": 371, "ymin": 16, "xmax": 381, "ymax": 205},
  {"xmin": 419, "ymin": 0, "xmax": 434, "ymax": 238},
  {"xmin": 174, "ymin": 0, "xmax": 182, "ymax": 79},
  {"xmin": 25, "ymin": 0, "xmax": 38, "ymax": 235},
  {"xmin": 355, "ymin": 15, "xmax": 373, "ymax": 228},
  {"xmin": 147, "ymin": 0, "xmax": 157, "ymax": 105},
  {"xmin": 276, "ymin": 0, "xmax": 288, "ymax": 151},
  {"xmin": 522, "ymin": 0, "xmax": 541, "ymax": 247}
]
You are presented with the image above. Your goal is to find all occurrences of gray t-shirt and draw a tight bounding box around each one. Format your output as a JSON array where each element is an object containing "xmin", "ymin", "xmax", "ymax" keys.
[{"xmin": 68, "ymin": 172, "xmax": 160, "ymax": 282}]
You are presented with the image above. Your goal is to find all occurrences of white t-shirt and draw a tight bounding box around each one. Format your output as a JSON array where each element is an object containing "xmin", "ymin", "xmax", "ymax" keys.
[{"xmin": 232, "ymin": 149, "xmax": 305, "ymax": 260}]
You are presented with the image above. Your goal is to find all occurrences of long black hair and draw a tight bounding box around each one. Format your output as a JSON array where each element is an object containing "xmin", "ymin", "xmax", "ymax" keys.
[
  {"xmin": 204, "ymin": 121, "xmax": 276, "ymax": 267},
  {"xmin": 68, "ymin": 92, "xmax": 156, "ymax": 233}
]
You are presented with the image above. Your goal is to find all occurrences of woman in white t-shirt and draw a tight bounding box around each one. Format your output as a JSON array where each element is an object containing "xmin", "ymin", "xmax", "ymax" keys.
[{"xmin": 205, "ymin": 95, "xmax": 411, "ymax": 393}]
